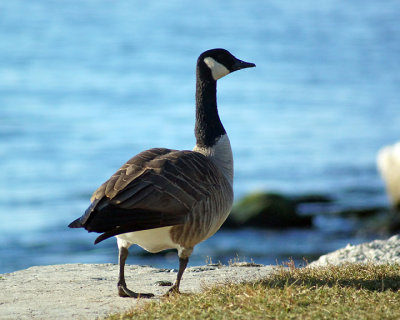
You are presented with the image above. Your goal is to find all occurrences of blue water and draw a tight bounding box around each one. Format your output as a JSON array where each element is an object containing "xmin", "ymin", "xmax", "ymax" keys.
[{"xmin": 1, "ymin": 0, "xmax": 400, "ymax": 274}]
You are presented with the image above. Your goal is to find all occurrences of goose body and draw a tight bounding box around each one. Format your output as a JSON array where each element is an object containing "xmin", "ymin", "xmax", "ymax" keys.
[{"xmin": 68, "ymin": 49, "xmax": 255, "ymax": 297}]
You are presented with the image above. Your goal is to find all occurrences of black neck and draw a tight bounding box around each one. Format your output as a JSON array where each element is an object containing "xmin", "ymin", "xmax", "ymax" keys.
[{"xmin": 194, "ymin": 63, "xmax": 226, "ymax": 148}]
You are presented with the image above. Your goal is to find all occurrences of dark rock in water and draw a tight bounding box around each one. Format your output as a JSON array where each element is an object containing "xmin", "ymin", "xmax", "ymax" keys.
[
  {"xmin": 334, "ymin": 206, "xmax": 387, "ymax": 218},
  {"xmin": 388, "ymin": 212, "xmax": 400, "ymax": 233},
  {"xmin": 224, "ymin": 192, "xmax": 312, "ymax": 229},
  {"xmin": 352, "ymin": 209, "xmax": 400, "ymax": 235},
  {"xmin": 222, "ymin": 190, "xmax": 400, "ymax": 234},
  {"xmin": 291, "ymin": 194, "xmax": 334, "ymax": 205}
]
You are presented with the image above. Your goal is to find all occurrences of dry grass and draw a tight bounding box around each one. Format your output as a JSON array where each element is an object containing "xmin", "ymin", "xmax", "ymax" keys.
[{"xmin": 107, "ymin": 263, "xmax": 400, "ymax": 320}]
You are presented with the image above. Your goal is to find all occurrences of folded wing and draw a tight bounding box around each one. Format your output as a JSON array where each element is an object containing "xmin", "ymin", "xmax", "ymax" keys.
[{"xmin": 69, "ymin": 148, "xmax": 223, "ymax": 243}]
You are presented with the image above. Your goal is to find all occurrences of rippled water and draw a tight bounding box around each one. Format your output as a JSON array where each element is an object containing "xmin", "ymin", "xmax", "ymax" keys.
[{"xmin": 1, "ymin": 0, "xmax": 400, "ymax": 273}]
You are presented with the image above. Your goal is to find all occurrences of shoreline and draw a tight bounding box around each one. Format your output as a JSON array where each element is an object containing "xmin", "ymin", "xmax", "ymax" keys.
[
  {"xmin": 1, "ymin": 235, "xmax": 399, "ymax": 320},
  {"xmin": 0, "ymin": 263, "xmax": 276, "ymax": 320}
]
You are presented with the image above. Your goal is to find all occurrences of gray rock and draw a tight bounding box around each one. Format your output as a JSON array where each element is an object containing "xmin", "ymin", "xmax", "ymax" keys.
[
  {"xmin": 309, "ymin": 235, "xmax": 400, "ymax": 267},
  {"xmin": 2, "ymin": 236, "xmax": 399, "ymax": 319},
  {"xmin": 0, "ymin": 263, "xmax": 276, "ymax": 320}
]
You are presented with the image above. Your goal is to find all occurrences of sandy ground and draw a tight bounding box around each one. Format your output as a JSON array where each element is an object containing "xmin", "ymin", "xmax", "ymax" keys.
[{"xmin": 0, "ymin": 262, "xmax": 276, "ymax": 320}]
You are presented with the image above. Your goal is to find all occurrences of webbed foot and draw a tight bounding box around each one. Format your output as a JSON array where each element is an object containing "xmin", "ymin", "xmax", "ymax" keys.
[
  {"xmin": 164, "ymin": 284, "xmax": 180, "ymax": 296},
  {"xmin": 118, "ymin": 284, "xmax": 154, "ymax": 298}
]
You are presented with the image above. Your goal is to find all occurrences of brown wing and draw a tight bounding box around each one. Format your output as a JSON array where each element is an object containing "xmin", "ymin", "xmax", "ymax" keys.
[{"xmin": 70, "ymin": 148, "xmax": 224, "ymax": 243}]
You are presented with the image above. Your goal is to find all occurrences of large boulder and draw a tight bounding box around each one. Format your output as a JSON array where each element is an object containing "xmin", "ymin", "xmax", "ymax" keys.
[{"xmin": 225, "ymin": 192, "xmax": 312, "ymax": 228}]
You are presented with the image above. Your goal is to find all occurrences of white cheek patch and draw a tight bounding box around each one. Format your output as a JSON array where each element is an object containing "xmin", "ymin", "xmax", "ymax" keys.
[{"xmin": 204, "ymin": 57, "xmax": 230, "ymax": 80}]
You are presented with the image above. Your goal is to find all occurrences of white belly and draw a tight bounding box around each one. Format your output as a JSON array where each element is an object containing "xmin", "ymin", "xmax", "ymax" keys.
[{"xmin": 116, "ymin": 226, "xmax": 177, "ymax": 253}]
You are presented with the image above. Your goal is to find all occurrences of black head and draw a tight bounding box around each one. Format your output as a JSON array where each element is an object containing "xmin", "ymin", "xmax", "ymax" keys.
[{"xmin": 198, "ymin": 48, "xmax": 256, "ymax": 81}]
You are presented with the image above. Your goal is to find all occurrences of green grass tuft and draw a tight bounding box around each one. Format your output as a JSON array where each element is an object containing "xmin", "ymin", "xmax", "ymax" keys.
[{"xmin": 107, "ymin": 263, "xmax": 400, "ymax": 320}]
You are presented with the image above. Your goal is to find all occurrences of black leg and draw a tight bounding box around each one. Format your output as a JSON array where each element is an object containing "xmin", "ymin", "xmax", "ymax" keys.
[
  {"xmin": 117, "ymin": 246, "xmax": 154, "ymax": 298},
  {"xmin": 167, "ymin": 257, "xmax": 189, "ymax": 295}
]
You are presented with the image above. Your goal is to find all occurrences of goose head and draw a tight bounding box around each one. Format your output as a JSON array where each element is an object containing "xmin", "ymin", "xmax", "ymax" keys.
[{"xmin": 198, "ymin": 48, "xmax": 256, "ymax": 81}]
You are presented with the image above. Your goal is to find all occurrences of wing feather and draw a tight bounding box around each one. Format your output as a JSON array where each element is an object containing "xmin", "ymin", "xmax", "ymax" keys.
[{"xmin": 76, "ymin": 148, "xmax": 226, "ymax": 242}]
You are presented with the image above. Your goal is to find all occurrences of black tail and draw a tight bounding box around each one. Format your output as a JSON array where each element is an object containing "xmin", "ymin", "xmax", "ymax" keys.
[
  {"xmin": 68, "ymin": 203, "xmax": 185, "ymax": 245},
  {"xmin": 68, "ymin": 218, "xmax": 83, "ymax": 228}
]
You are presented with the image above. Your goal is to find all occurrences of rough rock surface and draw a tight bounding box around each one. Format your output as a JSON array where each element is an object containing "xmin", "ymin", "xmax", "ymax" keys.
[
  {"xmin": 309, "ymin": 235, "xmax": 400, "ymax": 267},
  {"xmin": 0, "ymin": 263, "xmax": 276, "ymax": 320},
  {"xmin": 2, "ymin": 236, "xmax": 400, "ymax": 319}
]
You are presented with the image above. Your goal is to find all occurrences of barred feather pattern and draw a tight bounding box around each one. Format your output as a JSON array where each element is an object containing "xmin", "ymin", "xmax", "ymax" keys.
[
  {"xmin": 81, "ymin": 146, "xmax": 233, "ymax": 248},
  {"xmin": 170, "ymin": 178, "xmax": 233, "ymax": 248}
]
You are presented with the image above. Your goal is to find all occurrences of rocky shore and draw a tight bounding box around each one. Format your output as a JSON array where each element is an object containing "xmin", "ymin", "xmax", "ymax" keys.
[
  {"xmin": 0, "ymin": 263, "xmax": 276, "ymax": 320},
  {"xmin": 309, "ymin": 235, "xmax": 400, "ymax": 267},
  {"xmin": 1, "ymin": 235, "xmax": 399, "ymax": 320}
]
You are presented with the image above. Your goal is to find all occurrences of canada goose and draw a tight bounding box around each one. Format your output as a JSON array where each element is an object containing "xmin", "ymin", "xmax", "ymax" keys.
[
  {"xmin": 377, "ymin": 142, "xmax": 400, "ymax": 211},
  {"xmin": 68, "ymin": 48, "xmax": 255, "ymax": 298}
]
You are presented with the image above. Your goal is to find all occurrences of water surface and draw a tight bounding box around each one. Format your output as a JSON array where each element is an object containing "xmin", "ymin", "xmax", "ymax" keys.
[{"xmin": 1, "ymin": 0, "xmax": 400, "ymax": 273}]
